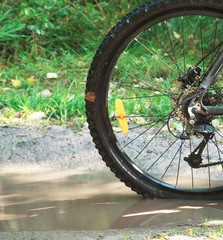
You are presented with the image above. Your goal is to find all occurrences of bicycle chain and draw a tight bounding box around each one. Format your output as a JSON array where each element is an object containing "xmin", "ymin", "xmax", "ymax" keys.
[
  {"xmin": 199, "ymin": 160, "xmax": 223, "ymax": 168},
  {"xmin": 175, "ymin": 86, "xmax": 216, "ymax": 124},
  {"xmin": 176, "ymin": 83, "xmax": 223, "ymax": 168}
]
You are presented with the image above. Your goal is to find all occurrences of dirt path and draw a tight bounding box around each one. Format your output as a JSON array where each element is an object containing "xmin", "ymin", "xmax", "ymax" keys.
[
  {"xmin": 0, "ymin": 124, "xmax": 106, "ymax": 171},
  {"xmin": 1, "ymin": 222, "xmax": 223, "ymax": 240},
  {"xmin": 0, "ymin": 124, "xmax": 222, "ymax": 239}
]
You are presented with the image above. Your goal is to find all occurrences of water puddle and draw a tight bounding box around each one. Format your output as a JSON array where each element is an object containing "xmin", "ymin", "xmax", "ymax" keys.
[{"xmin": 0, "ymin": 169, "xmax": 222, "ymax": 231}]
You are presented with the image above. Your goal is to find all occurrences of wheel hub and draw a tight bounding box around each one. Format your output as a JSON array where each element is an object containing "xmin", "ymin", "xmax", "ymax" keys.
[{"xmin": 175, "ymin": 86, "xmax": 219, "ymax": 126}]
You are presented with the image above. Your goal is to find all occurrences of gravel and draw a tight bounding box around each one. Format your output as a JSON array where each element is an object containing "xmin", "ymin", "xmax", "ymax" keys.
[{"xmin": 0, "ymin": 125, "xmax": 106, "ymax": 171}]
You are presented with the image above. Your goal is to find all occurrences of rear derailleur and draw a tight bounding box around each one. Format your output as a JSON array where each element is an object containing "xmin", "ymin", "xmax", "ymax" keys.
[
  {"xmin": 180, "ymin": 88, "xmax": 223, "ymax": 168},
  {"xmin": 183, "ymin": 124, "xmax": 214, "ymax": 168}
]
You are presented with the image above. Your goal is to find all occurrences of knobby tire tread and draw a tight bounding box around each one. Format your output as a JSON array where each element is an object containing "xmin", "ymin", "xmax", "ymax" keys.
[{"xmin": 85, "ymin": 0, "xmax": 223, "ymax": 199}]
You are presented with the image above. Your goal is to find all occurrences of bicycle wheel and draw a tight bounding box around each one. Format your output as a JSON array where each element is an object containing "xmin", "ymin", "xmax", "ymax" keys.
[{"xmin": 85, "ymin": 0, "xmax": 223, "ymax": 199}]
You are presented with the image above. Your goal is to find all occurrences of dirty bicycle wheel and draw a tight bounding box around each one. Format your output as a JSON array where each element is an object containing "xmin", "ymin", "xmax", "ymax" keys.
[{"xmin": 85, "ymin": 0, "xmax": 223, "ymax": 199}]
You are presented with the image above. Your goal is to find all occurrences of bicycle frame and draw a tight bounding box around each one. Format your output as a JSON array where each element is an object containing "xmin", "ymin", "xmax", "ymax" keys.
[{"xmin": 200, "ymin": 49, "xmax": 223, "ymax": 115}]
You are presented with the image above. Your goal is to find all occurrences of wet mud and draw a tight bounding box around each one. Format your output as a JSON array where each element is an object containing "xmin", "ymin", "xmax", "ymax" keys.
[{"xmin": 0, "ymin": 170, "xmax": 222, "ymax": 232}]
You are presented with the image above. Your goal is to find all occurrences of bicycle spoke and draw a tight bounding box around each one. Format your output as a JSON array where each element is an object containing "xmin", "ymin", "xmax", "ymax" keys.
[
  {"xmin": 147, "ymin": 138, "xmax": 178, "ymax": 171},
  {"xmin": 148, "ymin": 28, "xmax": 183, "ymax": 75},
  {"xmin": 189, "ymin": 138, "xmax": 194, "ymax": 189},
  {"xmin": 134, "ymin": 38, "xmax": 178, "ymax": 75},
  {"xmin": 176, "ymin": 140, "xmax": 184, "ymax": 187},
  {"xmin": 108, "ymin": 94, "xmax": 170, "ymax": 101},
  {"xmin": 134, "ymin": 121, "xmax": 167, "ymax": 160},
  {"xmin": 110, "ymin": 82, "xmax": 156, "ymax": 91},
  {"xmin": 215, "ymin": 130, "xmax": 223, "ymax": 139},
  {"xmin": 106, "ymin": 12, "xmax": 223, "ymax": 193},
  {"xmin": 122, "ymin": 51, "xmax": 175, "ymax": 97},
  {"xmin": 181, "ymin": 16, "xmax": 186, "ymax": 72},
  {"xmin": 214, "ymin": 135, "xmax": 222, "ymax": 161},
  {"xmin": 161, "ymin": 142, "xmax": 183, "ymax": 180},
  {"xmin": 114, "ymin": 116, "xmax": 168, "ymax": 134},
  {"xmin": 86, "ymin": 0, "xmax": 223, "ymax": 199},
  {"xmin": 164, "ymin": 20, "xmax": 183, "ymax": 75},
  {"xmin": 199, "ymin": 16, "xmax": 204, "ymax": 71},
  {"xmin": 196, "ymin": 40, "xmax": 223, "ymax": 68},
  {"xmin": 110, "ymin": 115, "xmax": 167, "ymax": 120},
  {"xmin": 122, "ymin": 115, "xmax": 167, "ymax": 118},
  {"xmin": 207, "ymin": 18, "xmax": 219, "ymax": 73},
  {"xmin": 122, "ymin": 119, "xmax": 166, "ymax": 150},
  {"xmin": 113, "ymin": 66, "xmax": 155, "ymax": 91},
  {"xmin": 207, "ymin": 142, "xmax": 211, "ymax": 188},
  {"xmin": 211, "ymin": 138, "xmax": 223, "ymax": 155}
]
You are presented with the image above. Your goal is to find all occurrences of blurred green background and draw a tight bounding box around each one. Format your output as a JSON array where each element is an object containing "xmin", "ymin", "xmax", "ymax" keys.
[{"xmin": 0, "ymin": 0, "xmax": 144, "ymax": 126}]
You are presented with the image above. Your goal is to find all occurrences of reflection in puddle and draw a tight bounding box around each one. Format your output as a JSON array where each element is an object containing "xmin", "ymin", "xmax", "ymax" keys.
[{"xmin": 0, "ymin": 169, "xmax": 222, "ymax": 231}]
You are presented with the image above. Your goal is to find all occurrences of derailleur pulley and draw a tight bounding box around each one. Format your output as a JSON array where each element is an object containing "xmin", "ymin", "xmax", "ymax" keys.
[{"xmin": 184, "ymin": 125, "xmax": 214, "ymax": 168}]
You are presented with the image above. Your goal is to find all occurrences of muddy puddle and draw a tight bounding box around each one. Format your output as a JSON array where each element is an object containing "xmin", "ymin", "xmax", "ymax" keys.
[{"xmin": 0, "ymin": 169, "xmax": 222, "ymax": 232}]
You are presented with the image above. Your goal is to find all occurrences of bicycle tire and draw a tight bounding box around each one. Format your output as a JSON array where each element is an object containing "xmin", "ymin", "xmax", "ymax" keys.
[{"xmin": 85, "ymin": 0, "xmax": 223, "ymax": 199}]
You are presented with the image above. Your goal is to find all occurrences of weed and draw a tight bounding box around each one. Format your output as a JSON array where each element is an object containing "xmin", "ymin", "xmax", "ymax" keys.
[
  {"xmin": 0, "ymin": 1, "xmax": 222, "ymax": 129},
  {"xmin": 188, "ymin": 219, "xmax": 195, "ymax": 227},
  {"xmin": 0, "ymin": 51, "xmax": 88, "ymax": 126},
  {"xmin": 124, "ymin": 231, "xmax": 135, "ymax": 240}
]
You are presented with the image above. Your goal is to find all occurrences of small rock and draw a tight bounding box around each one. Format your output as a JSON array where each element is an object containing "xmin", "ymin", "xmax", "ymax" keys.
[
  {"xmin": 37, "ymin": 89, "xmax": 52, "ymax": 97},
  {"xmin": 3, "ymin": 87, "xmax": 10, "ymax": 92},
  {"xmin": 27, "ymin": 111, "xmax": 46, "ymax": 121},
  {"xmin": 47, "ymin": 73, "xmax": 57, "ymax": 79},
  {"xmin": 154, "ymin": 77, "xmax": 164, "ymax": 82}
]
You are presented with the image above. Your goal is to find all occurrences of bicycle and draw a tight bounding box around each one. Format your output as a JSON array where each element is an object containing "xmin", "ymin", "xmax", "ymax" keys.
[{"xmin": 85, "ymin": 0, "xmax": 223, "ymax": 199}]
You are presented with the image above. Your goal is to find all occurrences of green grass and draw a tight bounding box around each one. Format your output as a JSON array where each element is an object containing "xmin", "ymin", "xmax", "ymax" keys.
[
  {"xmin": 0, "ymin": 1, "xmax": 222, "ymax": 129},
  {"xmin": 0, "ymin": 0, "xmax": 145, "ymax": 127},
  {"xmin": 0, "ymin": 51, "xmax": 92, "ymax": 127},
  {"xmin": 123, "ymin": 219, "xmax": 223, "ymax": 239}
]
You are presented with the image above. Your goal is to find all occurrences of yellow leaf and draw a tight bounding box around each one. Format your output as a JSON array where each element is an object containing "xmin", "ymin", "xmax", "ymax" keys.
[
  {"xmin": 11, "ymin": 79, "xmax": 21, "ymax": 88},
  {"xmin": 26, "ymin": 77, "xmax": 35, "ymax": 85},
  {"xmin": 115, "ymin": 99, "xmax": 128, "ymax": 135}
]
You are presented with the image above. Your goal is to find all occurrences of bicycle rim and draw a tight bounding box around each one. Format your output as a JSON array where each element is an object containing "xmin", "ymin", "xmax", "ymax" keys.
[{"xmin": 87, "ymin": 1, "xmax": 223, "ymax": 198}]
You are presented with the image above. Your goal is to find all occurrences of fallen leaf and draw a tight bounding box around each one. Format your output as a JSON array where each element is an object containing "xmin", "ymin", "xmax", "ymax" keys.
[
  {"xmin": 173, "ymin": 31, "xmax": 181, "ymax": 39},
  {"xmin": 14, "ymin": 112, "xmax": 23, "ymax": 118},
  {"xmin": 139, "ymin": 82, "xmax": 146, "ymax": 87},
  {"xmin": 26, "ymin": 77, "xmax": 35, "ymax": 85},
  {"xmin": 11, "ymin": 79, "xmax": 21, "ymax": 88},
  {"xmin": 172, "ymin": 56, "xmax": 177, "ymax": 61}
]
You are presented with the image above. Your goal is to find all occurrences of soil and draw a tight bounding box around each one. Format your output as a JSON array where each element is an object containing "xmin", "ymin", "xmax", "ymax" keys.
[
  {"xmin": 0, "ymin": 124, "xmax": 106, "ymax": 172},
  {"xmin": 0, "ymin": 222, "xmax": 223, "ymax": 239},
  {"xmin": 0, "ymin": 124, "xmax": 222, "ymax": 239}
]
